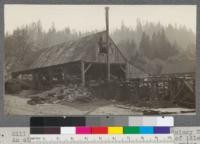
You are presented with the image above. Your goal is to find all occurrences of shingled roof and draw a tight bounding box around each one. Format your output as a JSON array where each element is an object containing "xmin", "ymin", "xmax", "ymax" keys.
[{"xmin": 14, "ymin": 31, "xmax": 127, "ymax": 73}]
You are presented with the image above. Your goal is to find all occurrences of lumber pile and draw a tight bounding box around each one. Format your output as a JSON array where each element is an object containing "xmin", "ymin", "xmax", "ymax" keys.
[{"xmin": 27, "ymin": 84, "xmax": 93, "ymax": 105}]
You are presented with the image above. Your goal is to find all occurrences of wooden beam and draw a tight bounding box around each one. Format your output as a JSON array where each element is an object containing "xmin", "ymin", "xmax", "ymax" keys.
[
  {"xmin": 81, "ymin": 61, "xmax": 85, "ymax": 86},
  {"xmin": 84, "ymin": 63, "xmax": 92, "ymax": 73},
  {"xmin": 120, "ymin": 65, "xmax": 126, "ymax": 73}
]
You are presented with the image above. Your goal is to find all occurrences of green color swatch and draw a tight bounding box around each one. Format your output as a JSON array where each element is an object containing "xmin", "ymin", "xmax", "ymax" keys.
[{"xmin": 123, "ymin": 126, "xmax": 140, "ymax": 134}]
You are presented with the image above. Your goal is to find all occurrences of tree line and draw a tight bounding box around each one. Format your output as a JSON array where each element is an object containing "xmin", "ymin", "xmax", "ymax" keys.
[{"xmin": 5, "ymin": 20, "xmax": 196, "ymax": 79}]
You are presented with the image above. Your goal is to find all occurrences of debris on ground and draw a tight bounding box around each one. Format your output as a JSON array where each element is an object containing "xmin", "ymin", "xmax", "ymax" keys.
[
  {"xmin": 144, "ymin": 107, "xmax": 196, "ymax": 115},
  {"xmin": 115, "ymin": 104, "xmax": 131, "ymax": 109},
  {"xmin": 27, "ymin": 84, "xmax": 93, "ymax": 105},
  {"xmin": 19, "ymin": 90, "xmax": 38, "ymax": 98}
]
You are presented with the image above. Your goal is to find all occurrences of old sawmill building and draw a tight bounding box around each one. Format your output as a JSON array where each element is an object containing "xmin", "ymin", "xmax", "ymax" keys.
[
  {"xmin": 5, "ymin": 7, "xmax": 195, "ymax": 113},
  {"xmin": 11, "ymin": 31, "xmax": 146, "ymax": 89}
]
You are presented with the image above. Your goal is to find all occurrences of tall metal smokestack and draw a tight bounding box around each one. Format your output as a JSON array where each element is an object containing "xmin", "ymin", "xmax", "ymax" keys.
[{"xmin": 105, "ymin": 6, "xmax": 110, "ymax": 82}]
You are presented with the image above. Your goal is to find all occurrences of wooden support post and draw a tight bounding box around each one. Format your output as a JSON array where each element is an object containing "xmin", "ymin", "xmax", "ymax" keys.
[
  {"xmin": 170, "ymin": 77, "xmax": 176, "ymax": 101},
  {"xmin": 38, "ymin": 73, "xmax": 42, "ymax": 90},
  {"xmin": 32, "ymin": 73, "xmax": 38, "ymax": 89},
  {"xmin": 63, "ymin": 66, "xmax": 70, "ymax": 86},
  {"xmin": 21, "ymin": 74, "xmax": 25, "ymax": 80},
  {"xmin": 11, "ymin": 72, "xmax": 19, "ymax": 79},
  {"xmin": 81, "ymin": 61, "xmax": 85, "ymax": 86},
  {"xmin": 125, "ymin": 62, "xmax": 129, "ymax": 81},
  {"xmin": 47, "ymin": 70, "xmax": 53, "ymax": 88}
]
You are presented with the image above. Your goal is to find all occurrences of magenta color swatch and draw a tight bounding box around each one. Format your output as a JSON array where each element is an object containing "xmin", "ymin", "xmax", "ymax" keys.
[{"xmin": 76, "ymin": 127, "xmax": 91, "ymax": 134}]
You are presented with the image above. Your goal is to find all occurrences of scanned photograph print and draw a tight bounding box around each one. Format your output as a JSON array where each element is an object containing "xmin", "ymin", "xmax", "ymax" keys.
[{"xmin": 4, "ymin": 5, "xmax": 196, "ymax": 115}]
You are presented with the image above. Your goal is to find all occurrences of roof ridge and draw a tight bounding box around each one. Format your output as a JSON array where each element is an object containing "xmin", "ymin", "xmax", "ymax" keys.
[{"xmin": 37, "ymin": 31, "xmax": 106, "ymax": 53}]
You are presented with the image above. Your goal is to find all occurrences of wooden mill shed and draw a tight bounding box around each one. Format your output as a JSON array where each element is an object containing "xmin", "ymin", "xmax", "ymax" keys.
[{"xmin": 11, "ymin": 31, "xmax": 145, "ymax": 89}]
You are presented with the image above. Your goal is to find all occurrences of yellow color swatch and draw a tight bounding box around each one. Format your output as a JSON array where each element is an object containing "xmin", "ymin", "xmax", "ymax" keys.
[{"xmin": 108, "ymin": 127, "xmax": 123, "ymax": 134}]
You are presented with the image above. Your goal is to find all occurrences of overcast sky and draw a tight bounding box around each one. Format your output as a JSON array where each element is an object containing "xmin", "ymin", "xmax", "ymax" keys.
[{"xmin": 4, "ymin": 5, "xmax": 196, "ymax": 33}]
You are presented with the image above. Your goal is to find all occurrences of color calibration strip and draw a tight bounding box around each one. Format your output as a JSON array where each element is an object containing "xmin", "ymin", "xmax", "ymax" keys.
[
  {"xmin": 31, "ymin": 126, "xmax": 171, "ymax": 134},
  {"xmin": 31, "ymin": 116, "xmax": 174, "ymax": 127}
]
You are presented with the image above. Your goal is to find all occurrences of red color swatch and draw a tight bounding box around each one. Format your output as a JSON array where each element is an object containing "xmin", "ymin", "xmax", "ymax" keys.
[{"xmin": 91, "ymin": 127, "xmax": 108, "ymax": 134}]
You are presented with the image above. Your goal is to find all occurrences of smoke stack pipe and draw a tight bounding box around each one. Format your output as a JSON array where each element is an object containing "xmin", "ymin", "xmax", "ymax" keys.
[
  {"xmin": 105, "ymin": 7, "xmax": 110, "ymax": 82},
  {"xmin": 105, "ymin": 7, "xmax": 109, "ymax": 35}
]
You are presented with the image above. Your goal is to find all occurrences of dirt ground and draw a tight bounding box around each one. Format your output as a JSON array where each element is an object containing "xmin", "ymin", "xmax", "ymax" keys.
[
  {"xmin": 4, "ymin": 95, "xmax": 137, "ymax": 115},
  {"xmin": 4, "ymin": 95, "xmax": 195, "ymax": 115}
]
